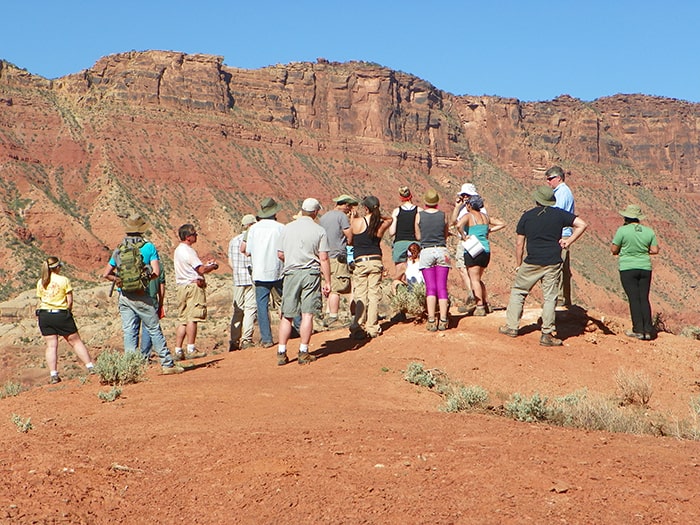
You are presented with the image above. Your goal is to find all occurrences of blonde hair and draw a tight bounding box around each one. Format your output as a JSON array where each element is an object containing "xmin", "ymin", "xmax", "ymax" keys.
[{"xmin": 41, "ymin": 256, "xmax": 60, "ymax": 288}]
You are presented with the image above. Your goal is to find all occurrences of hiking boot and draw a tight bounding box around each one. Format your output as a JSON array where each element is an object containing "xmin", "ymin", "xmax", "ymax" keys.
[
  {"xmin": 240, "ymin": 340, "xmax": 255, "ymax": 350},
  {"xmin": 540, "ymin": 333, "xmax": 563, "ymax": 347},
  {"xmin": 261, "ymin": 341, "xmax": 275, "ymax": 349},
  {"xmin": 297, "ymin": 352, "xmax": 317, "ymax": 365},
  {"xmin": 185, "ymin": 350, "xmax": 207, "ymax": 359},
  {"xmin": 350, "ymin": 329, "xmax": 368, "ymax": 340},
  {"xmin": 323, "ymin": 316, "xmax": 339, "ymax": 328},
  {"xmin": 426, "ymin": 319, "xmax": 438, "ymax": 332},
  {"xmin": 498, "ymin": 325, "xmax": 518, "ymax": 338},
  {"xmin": 49, "ymin": 375, "xmax": 62, "ymax": 384},
  {"xmin": 624, "ymin": 330, "xmax": 644, "ymax": 340},
  {"xmin": 474, "ymin": 305, "xmax": 487, "ymax": 317},
  {"xmin": 277, "ymin": 352, "xmax": 289, "ymax": 366},
  {"xmin": 390, "ymin": 311, "xmax": 407, "ymax": 323},
  {"xmin": 438, "ymin": 318, "xmax": 449, "ymax": 331},
  {"xmin": 174, "ymin": 350, "xmax": 184, "ymax": 361},
  {"xmin": 162, "ymin": 365, "xmax": 185, "ymax": 375}
]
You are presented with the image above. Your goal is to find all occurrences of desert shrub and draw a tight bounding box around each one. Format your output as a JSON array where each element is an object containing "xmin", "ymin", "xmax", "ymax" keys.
[
  {"xmin": 442, "ymin": 385, "xmax": 489, "ymax": 413},
  {"xmin": 615, "ymin": 368, "xmax": 652, "ymax": 406},
  {"xmin": 95, "ymin": 350, "xmax": 146, "ymax": 386},
  {"xmin": 404, "ymin": 362, "xmax": 437, "ymax": 388},
  {"xmin": 11, "ymin": 414, "xmax": 32, "ymax": 433},
  {"xmin": 390, "ymin": 282, "xmax": 427, "ymax": 318},
  {"xmin": 97, "ymin": 387, "xmax": 122, "ymax": 403},
  {"xmin": 679, "ymin": 326, "xmax": 700, "ymax": 340},
  {"xmin": 0, "ymin": 381, "xmax": 23, "ymax": 399},
  {"xmin": 505, "ymin": 393, "xmax": 550, "ymax": 422}
]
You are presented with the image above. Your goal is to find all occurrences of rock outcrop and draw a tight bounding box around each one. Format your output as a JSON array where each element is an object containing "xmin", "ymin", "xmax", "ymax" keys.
[{"xmin": 1, "ymin": 51, "xmax": 699, "ymax": 325}]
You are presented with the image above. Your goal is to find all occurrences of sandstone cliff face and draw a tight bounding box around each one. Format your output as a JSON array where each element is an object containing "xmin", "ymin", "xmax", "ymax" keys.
[{"xmin": 1, "ymin": 51, "xmax": 699, "ymax": 325}]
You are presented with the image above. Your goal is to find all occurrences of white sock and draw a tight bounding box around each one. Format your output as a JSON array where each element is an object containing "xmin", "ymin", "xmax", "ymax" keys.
[
  {"xmin": 278, "ymin": 344, "xmax": 287, "ymax": 354},
  {"xmin": 86, "ymin": 363, "xmax": 94, "ymax": 369},
  {"xmin": 299, "ymin": 344, "xmax": 309, "ymax": 354},
  {"xmin": 50, "ymin": 370, "xmax": 58, "ymax": 376},
  {"xmin": 175, "ymin": 347, "xmax": 183, "ymax": 354},
  {"xmin": 187, "ymin": 344, "xmax": 196, "ymax": 353}
]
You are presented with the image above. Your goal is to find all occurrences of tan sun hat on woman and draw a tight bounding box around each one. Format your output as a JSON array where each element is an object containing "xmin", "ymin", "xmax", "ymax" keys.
[
  {"xmin": 619, "ymin": 204, "xmax": 646, "ymax": 220},
  {"xmin": 423, "ymin": 189, "xmax": 439, "ymax": 205}
]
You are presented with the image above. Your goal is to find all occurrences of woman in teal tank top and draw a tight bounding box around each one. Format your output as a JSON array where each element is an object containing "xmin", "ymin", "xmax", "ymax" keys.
[{"xmin": 455, "ymin": 195, "xmax": 505, "ymax": 316}]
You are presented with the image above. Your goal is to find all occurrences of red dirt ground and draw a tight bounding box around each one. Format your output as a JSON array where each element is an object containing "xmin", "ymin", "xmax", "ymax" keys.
[{"xmin": 2, "ymin": 306, "xmax": 700, "ymax": 524}]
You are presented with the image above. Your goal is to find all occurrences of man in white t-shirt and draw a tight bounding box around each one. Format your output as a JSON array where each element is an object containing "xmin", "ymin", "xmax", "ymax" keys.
[
  {"xmin": 244, "ymin": 197, "xmax": 286, "ymax": 348},
  {"xmin": 173, "ymin": 223, "xmax": 219, "ymax": 360}
]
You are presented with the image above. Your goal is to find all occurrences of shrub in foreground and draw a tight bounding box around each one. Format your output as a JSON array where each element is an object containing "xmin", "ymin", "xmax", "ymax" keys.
[{"xmin": 95, "ymin": 350, "xmax": 146, "ymax": 386}]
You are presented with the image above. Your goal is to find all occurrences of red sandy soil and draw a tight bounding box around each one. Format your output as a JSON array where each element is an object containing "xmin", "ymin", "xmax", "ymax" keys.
[{"xmin": 1, "ymin": 307, "xmax": 700, "ymax": 524}]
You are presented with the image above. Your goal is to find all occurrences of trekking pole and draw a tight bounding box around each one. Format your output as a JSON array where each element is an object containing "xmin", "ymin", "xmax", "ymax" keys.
[{"xmin": 109, "ymin": 278, "xmax": 116, "ymax": 297}]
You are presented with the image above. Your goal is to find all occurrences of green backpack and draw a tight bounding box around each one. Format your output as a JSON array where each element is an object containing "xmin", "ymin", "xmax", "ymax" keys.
[{"xmin": 117, "ymin": 240, "xmax": 148, "ymax": 293}]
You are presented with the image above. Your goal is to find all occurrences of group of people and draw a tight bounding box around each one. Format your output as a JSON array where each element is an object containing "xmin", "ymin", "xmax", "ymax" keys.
[{"xmin": 35, "ymin": 166, "xmax": 660, "ymax": 382}]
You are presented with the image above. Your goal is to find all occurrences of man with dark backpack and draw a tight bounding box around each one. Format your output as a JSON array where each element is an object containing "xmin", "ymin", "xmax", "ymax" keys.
[{"xmin": 103, "ymin": 214, "xmax": 184, "ymax": 375}]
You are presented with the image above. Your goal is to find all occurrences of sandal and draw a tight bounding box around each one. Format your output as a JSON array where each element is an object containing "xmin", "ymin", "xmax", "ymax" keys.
[
  {"xmin": 426, "ymin": 318, "xmax": 438, "ymax": 332},
  {"xmin": 438, "ymin": 318, "xmax": 448, "ymax": 331}
]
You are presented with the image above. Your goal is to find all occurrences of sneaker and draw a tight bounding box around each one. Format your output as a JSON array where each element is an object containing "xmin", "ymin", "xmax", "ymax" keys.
[
  {"xmin": 185, "ymin": 350, "xmax": 207, "ymax": 359},
  {"xmin": 473, "ymin": 306, "xmax": 487, "ymax": 317},
  {"xmin": 162, "ymin": 365, "xmax": 185, "ymax": 375},
  {"xmin": 87, "ymin": 367, "xmax": 96, "ymax": 375},
  {"xmin": 49, "ymin": 375, "xmax": 62, "ymax": 384},
  {"xmin": 540, "ymin": 333, "xmax": 563, "ymax": 347},
  {"xmin": 426, "ymin": 319, "xmax": 438, "ymax": 332},
  {"xmin": 277, "ymin": 352, "xmax": 289, "ymax": 366},
  {"xmin": 438, "ymin": 318, "xmax": 448, "ymax": 331},
  {"xmin": 261, "ymin": 341, "xmax": 275, "ymax": 349},
  {"xmin": 498, "ymin": 325, "xmax": 518, "ymax": 338},
  {"xmin": 298, "ymin": 352, "xmax": 317, "ymax": 365},
  {"xmin": 240, "ymin": 340, "xmax": 255, "ymax": 350},
  {"xmin": 624, "ymin": 330, "xmax": 644, "ymax": 340}
]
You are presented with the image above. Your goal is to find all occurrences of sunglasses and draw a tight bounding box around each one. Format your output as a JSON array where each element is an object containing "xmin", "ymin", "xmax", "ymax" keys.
[{"xmin": 546, "ymin": 176, "xmax": 559, "ymax": 181}]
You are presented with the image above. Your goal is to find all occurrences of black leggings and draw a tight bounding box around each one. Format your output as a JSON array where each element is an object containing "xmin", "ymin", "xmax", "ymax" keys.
[{"xmin": 619, "ymin": 269, "xmax": 653, "ymax": 334}]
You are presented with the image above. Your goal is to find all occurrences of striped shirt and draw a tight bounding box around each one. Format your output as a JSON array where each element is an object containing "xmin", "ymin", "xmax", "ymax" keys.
[{"xmin": 228, "ymin": 233, "xmax": 253, "ymax": 286}]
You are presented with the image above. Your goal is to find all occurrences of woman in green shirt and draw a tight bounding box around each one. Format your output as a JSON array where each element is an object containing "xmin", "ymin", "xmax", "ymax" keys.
[{"xmin": 611, "ymin": 205, "xmax": 659, "ymax": 340}]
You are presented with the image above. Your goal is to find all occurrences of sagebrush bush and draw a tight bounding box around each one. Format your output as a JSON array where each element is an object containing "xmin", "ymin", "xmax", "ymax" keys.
[
  {"xmin": 615, "ymin": 368, "xmax": 653, "ymax": 406},
  {"xmin": 0, "ymin": 381, "xmax": 23, "ymax": 399},
  {"xmin": 505, "ymin": 393, "xmax": 549, "ymax": 422},
  {"xmin": 11, "ymin": 414, "xmax": 32, "ymax": 433},
  {"xmin": 390, "ymin": 283, "xmax": 427, "ymax": 317},
  {"xmin": 95, "ymin": 350, "xmax": 146, "ymax": 386},
  {"xmin": 97, "ymin": 386, "xmax": 123, "ymax": 403},
  {"xmin": 679, "ymin": 326, "xmax": 700, "ymax": 340},
  {"xmin": 442, "ymin": 385, "xmax": 489, "ymax": 413}
]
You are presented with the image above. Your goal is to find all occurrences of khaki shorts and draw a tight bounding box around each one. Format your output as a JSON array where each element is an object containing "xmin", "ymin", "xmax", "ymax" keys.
[
  {"xmin": 281, "ymin": 270, "xmax": 322, "ymax": 318},
  {"xmin": 330, "ymin": 257, "xmax": 352, "ymax": 294},
  {"xmin": 177, "ymin": 282, "xmax": 207, "ymax": 323}
]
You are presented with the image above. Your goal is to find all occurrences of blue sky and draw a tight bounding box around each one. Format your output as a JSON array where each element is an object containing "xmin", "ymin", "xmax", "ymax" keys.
[{"xmin": 2, "ymin": 1, "xmax": 699, "ymax": 102}]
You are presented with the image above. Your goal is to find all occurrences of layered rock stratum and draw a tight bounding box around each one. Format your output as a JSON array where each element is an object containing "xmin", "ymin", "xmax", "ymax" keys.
[{"xmin": 1, "ymin": 50, "xmax": 698, "ymax": 327}]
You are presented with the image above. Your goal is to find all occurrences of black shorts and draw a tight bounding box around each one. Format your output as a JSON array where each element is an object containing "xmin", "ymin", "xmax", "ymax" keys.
[
  {"xmin": 38, "ymin": 310, "xmax": 78, "ymax": 336},
  {"xmin": 463, "ymin": 250, "xmax": 491, "ymax": 268}
]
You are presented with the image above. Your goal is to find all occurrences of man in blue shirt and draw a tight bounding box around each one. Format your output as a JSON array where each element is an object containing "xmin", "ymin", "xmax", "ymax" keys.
[
  {"xmin": 546, "ymin": 166, "xmax": 576, "ymax": 308},
  {"xmin": 103, "ymin": 214, "xmax": 183, "ymax": 374}
]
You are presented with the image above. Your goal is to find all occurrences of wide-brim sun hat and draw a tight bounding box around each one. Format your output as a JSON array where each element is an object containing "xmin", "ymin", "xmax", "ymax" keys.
[
  {"xmin": 332, "ymin": 194, "xmax": 359, "ymax": 205},
  {"xmin": 125, "ymin": 213, "xmax": 149, "ymax": 233},
  {"xmin": 619, "ymin": 204, "xmax": 646, "ymax": 220},
  {"xmin": 458, "ymin": 183, "xmax": 478, "ymax": 196},
  {"xmin": 532, "ymin": 186, "xmax": 556, "ymax": 207},
  {"xmin": 257, "ymin": 197, "xmax": 283, "ymax": 219},
  {"xmin": 424, "ymin": 189, "xmax": 440, "ymax": 205}
]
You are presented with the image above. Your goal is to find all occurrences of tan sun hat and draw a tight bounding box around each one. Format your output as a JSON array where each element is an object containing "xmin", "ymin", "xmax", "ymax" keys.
[
  {"xmin": 125, "ymin": 214, "xmax": 149, "ymax": 233},
  {"xmin": 619, "ymin": 204, "xmax": 646, "ymax": 220}
]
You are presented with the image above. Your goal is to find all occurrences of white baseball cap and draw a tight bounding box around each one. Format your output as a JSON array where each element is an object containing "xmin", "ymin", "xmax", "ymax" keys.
[{"xmin": 301, "ymin": 197, "xmax": 322, "ymax": 212}]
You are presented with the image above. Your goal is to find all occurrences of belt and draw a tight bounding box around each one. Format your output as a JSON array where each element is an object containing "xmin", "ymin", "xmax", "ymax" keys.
[
  {"xmin": 354, "ymin": 255, "xmax": 382, "ymax": 263},
  {"xmin": 423, "ymin": 245, "xmax": 446, "ymax": 249},
  {"xmin": 40, "ymin": 309, "xmax": 63, "ymax": 313}
]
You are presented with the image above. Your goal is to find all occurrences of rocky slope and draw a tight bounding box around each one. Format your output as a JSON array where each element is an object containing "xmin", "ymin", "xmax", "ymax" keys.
[{"xmin": 1, "ymin": 50, "xmax": 699, "ymax": 327}]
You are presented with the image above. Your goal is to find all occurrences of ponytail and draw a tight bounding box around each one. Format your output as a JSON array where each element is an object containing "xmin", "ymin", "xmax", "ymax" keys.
[
  {"xmin": 41, "ymin": 256, "xmax": 61, "ymax": 289},
  {"xmin": 40, "ymin": 261, "xmax": 51, "ymax": 289}
]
